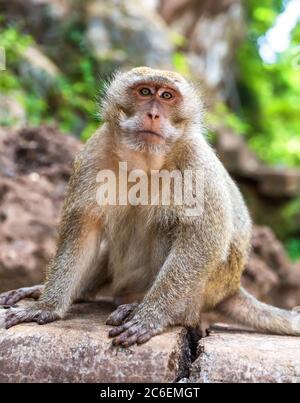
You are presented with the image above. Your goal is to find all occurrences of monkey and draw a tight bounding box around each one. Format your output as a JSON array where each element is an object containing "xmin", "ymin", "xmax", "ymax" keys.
[
  {"xmin": 1, "ymin": 66, "xmax": 300, "ymax": 347},
  {"xmin": 0, "ymin": 285, "xmax": 44, "ymax": 307}
]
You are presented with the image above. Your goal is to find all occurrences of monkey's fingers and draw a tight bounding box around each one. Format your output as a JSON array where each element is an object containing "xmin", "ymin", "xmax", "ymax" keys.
[
  {"xmin": 136, "ymin": 332, "xmax": 154, "ymax": 345},
  {"xmin": 108, "ymin": 320, "xmax": 136, "ymax": 337},
  {"xmin": 113, "ymin": 329, "xmax": 156, "ymax": 347},
  {"xmin": 109, "ymin": 319, "xmax": 161, "ymax": 347},
  {"xmin": 0, "ymin": 285, "xmax": 44, "ymax": 307},
  {"xmin": 106, "ymin": 303, "xmax": 138, "ymax": 326},
  {"xmin": 4, "ymin": 306, "xmax": 60, "ymax": 329}
]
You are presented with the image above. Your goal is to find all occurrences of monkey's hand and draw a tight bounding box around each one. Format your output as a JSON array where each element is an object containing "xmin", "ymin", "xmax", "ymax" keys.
[
  {"xmin": 0, "ymin": 285, "xmax": 44, "ymax": 307},
  {"xmin": 0, "ymin": 302, "xmax": 60, "ymax": 329},
  {"xmin": 107, "ymin": 305, "xmax": 166, "ymax": 347},
  {"xmin": 106, "ymin": 303, "xmax": 138, "ymax": 326}
]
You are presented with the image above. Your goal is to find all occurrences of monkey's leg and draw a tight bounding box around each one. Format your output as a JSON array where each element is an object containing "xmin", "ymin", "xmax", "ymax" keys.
[
  {"xmin": 108, "ymin": 227, "xmax": 222, "ymax": 347},
  {"xmin": 4, "ymin": 214, "xmax": 103, "ymax": 329},
  {"xmin": 217, "ymin": 287, "xmax": 300, "ymax": 336},
  {"xmin": 76, "ymin": 242, "xmax": 110, "ymax": 302},
  {"xmin": 0, "ymin": 285, "xmax": 44, "ymax": 307}
]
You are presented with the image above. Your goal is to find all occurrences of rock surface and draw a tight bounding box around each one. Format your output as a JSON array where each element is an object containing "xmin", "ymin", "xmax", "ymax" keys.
[
  {"xmin": 0, "ymin": 302, "xmax": 189, "ymax": 383},
  {"xmin": 215, "ymin": 126, "xmax": 300, "ymax": 238},
  {"xmin": 1, "ymin": 305, "xmax": 300, "ymax": 383},
  {"xmin": 190, "ymin": 325, "xmax": 300, "ymax": 383},
  {"xmin": 86, "ymin": 0, "xmax": 174, "ymax": 70},
  {"xmin": 1, "ymin": 0, "xmax": 174, "ymax": 74},
  {"xmin": 0, "ymin": 126, "xmax": 81, "ymax": 292},
  {"xmin": 215, "ymin": 127, "xmax": 300, "ymax": 198},
  {"xmin": 0, "ymin": 95, "xmax": 26, "ymax": 128},
  {"xmin": 159, "ymin": 0, "xmax": 244, "ymax": 95},
  {"xmin": 245, "ymin": 226, "xmax": 300, "ymax": 309}
]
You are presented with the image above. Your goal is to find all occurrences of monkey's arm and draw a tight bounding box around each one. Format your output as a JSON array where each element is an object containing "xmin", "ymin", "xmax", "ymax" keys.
[
  {"xmin": 108, "ymin": 207, "xmax": 231, "ymax": 347},
  {"xmin": 3, "ymin": 206, "xmax": 102, "ymax": 329},
  {"xmin": 2, "ymin": 136, "xmax": 106, "ymax": 329}
]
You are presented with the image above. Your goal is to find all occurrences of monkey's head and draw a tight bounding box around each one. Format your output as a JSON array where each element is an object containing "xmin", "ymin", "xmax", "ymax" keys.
[{"xmin": 102, "ymin": 67, "xmax": 202, "ymax": 153}]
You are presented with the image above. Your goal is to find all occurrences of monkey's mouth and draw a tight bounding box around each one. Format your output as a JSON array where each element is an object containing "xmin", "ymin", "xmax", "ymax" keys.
[{"xmin": 137, "ymin": 130, "xmax": 164, "ymax": 139}]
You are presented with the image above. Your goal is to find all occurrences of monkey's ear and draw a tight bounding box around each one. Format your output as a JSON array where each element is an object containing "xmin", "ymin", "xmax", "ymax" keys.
[
  {"xmin": 97, "ymin": 70, "xmax": 119, "ymax": 103},
  {"xmin": 190, "ymin": 79, "xmax": 203, "ymax": 98},
  {"xmin": 97, "ymin": 70, "xmax": 122, "ymax": 120},
  {"xmin": 191, "ymin": 79, "xmax": 210, "ymax": 111}
]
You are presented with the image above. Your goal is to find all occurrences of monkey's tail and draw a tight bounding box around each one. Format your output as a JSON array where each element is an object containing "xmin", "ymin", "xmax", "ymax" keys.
[{"xmin": 217, "ymin": 287, "xmax": 300, "ymax": 336}]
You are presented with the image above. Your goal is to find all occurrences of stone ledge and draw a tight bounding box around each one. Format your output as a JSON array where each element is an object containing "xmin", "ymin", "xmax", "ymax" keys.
[
  {"xmin": 2, "ymin": 305, "xmax": 300, "ymax": 383},
  {"xmin": 190, "ymin": 324, "xmax": 300, "ymax": 383},
  {"xmin": 0, "ymin": 302, "xmax": 189, "ymax": 383}
]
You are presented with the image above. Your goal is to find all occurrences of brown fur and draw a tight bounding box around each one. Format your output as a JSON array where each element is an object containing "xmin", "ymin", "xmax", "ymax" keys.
[{"xmin": 1, "ymin": 67, "xmax": 300, "ymax": 345}]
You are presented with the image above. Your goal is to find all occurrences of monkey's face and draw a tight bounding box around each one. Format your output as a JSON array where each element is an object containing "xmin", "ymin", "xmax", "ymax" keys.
[
  {"xmin": 102, "ymin": 67, "xmax": 203, "ymax": 154},
  {"xmin": 119, "ymin": 82, "xmax": 184, "ymax": 152}
]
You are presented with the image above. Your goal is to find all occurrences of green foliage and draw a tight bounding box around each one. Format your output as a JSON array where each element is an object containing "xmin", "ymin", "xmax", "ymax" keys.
[
  {"xmin": 207, "ymin": 102, "xmax": 249, "ymax": 134},
  {"xmin": 286, "ymin": 238, "xmax": 300, "ymax": 261},
  {"xmin": 0, "ymin": 26, "xmax": 31, "ymax": 93},
  {"xmin": 246, "ymin": 0, "xmax": 284, "ymax": 33},
  {"xmin": 237, "ymin": 0, "xmax": 300, "ymax": 167},
  {"xmin": 236, "ymin": 1, "xmax": 300, "ymax": 258},
  {"xmin": 0, "ymin": 20, "xmax": 101, "ymax": 137},
  {"xmin": 169, "ymin": 31, "xmax": 187, "ymax": 48},
  {"xmin": 0, "ymin": 25, "xmax": 32, "ymax": 64},
  {"xmin": 172, "ymin": 52, "xmax": 190, "ymax": 77}
]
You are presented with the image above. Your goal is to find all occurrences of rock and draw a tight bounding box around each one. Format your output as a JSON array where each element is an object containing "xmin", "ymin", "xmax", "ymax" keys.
[
  {"xmin": 23, "ymin": 46, "xmax": 60, "ymax": 77},
  {"xmin": 244, "ymin": 226, "xmax": 291, "ymax": 303},
  {"xmin": 0, "ymin": 126, "xmax": 81, "ymax": 292},
  {"xmin": 258, "ymin": 168, "xmax": 300, "ymax": 198},
  {"xmin": 245, "ymin": 226, "xmax": 300, "ymax": 309},
  {"xmin": 215, "ymin": 127, "xmax": 300, "ymax": 238},
  {"xmin": 250, "ymin": 227, "xmax": 293, "ymax": 281},
  {"xmin": 190, "ymin": 325, "xmax": 300, "ymax": 383},
  {"xmin": 159, "ymin": 0, "xmax": 244, "ymax": 95},
  {"xmin": 215, "ymin": 127, "xmax": 300, "ymax": 198},
  {"xmin": 0, "ymin": 302, "xmax": 189, "ymax": 383},
  {"xmin": 86, "ymin": 0, "xmax": 174, "ymax": 70},
  {"xmin": 215, "ymin": 127, "xmax": 261, "ymax": 176},
  {"xmin": 0, "ymin": 95, "xmax": 26, "ymax": 128},
  {"xmin": 19, "ymin": 46, "xmax": 60, "ymax": 98},
  {"xmin": 0, "ymin": 0, "xmax": 73, "ymax": 45}
]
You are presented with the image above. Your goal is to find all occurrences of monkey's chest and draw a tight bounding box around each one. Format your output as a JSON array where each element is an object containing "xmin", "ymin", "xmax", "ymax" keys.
[{"xmin": 105, "ymin": 209, "xmax": 170, "ymax": 292}]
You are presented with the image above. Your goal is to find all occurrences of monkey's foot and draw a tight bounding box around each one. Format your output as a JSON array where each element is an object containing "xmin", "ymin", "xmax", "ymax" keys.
[
  {"xmin": 2, "ymin": 305, "xmax": 60, "ymax": 329},
  {"xmin": 0, "ymin": 285, "xmax": 44, "ymax": 307},
  {"xmin": 106, "ymin": 303, "xmax": 138, "ymax": 326},
  {"xmin": 108, "ymin": 314, "xmax": 163, "ymax": 347}
]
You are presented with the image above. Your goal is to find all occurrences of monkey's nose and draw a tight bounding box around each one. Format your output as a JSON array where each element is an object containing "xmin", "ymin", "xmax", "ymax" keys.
[{"xmin": 147, "ymin": 112, "xmax": 160, "ymax": 121}]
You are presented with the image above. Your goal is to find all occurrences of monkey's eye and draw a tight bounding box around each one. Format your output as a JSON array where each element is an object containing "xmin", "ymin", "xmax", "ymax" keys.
[
  {"xmin": 139, "ymin": 87, "xmax": 152, "ymax": 97},
  {"xmin": 161, "ymin": 91, "xmax": 173, "ymax": 100}
]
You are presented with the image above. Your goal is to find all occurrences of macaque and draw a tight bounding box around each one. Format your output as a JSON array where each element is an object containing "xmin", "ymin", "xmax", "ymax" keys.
[{"xmin": 1, "ymin": 67, "xmax": 300, "ymax": 347}]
